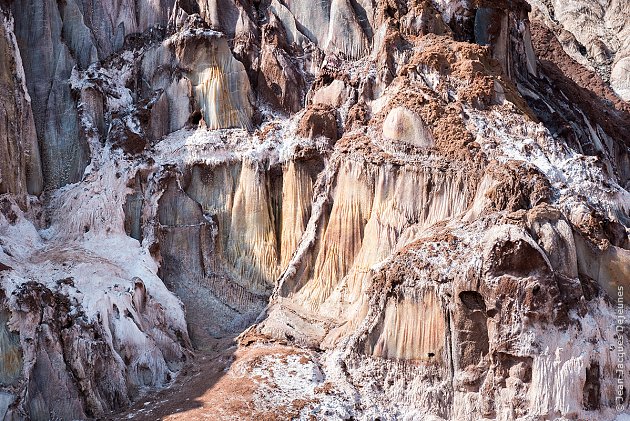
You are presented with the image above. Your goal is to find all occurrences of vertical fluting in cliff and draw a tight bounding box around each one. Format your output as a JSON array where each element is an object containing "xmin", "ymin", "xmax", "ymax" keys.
[
  {"xmin": 151, "ymin": 156, "xmax": 322, "ymax": 341},
  {"xmin": 365, "ymin": 287, "xmax": 446, "ymax": 361},
  {"xmin": 182, "ymin": 35, "xmax": 254, "ymax": 130},
  {"xmin": 226, "ymin": 160, "xmax": 280, "ymax": 290},
  {"xmin": 11, "ymin": 0, "xmax": 90, "ymax": 189},
  {"xmin": 177, "ymin": 160, "xmax": 280, "ymax": 294},
  {"xmin": 279, "ymin": 0, "xmax": 371, "ymax": 59},
  {"xmin": 473, "ymin": 1, "xmax": 538, "ymax": 79},
  {"xmin": 280, "ymin": 160, "xmax": 316, "ymax": 268},
  {"xmin": 327, "ymin": 0, "xmax": 370, "ymax": 59},
  {"xmin": 298, "ymin": 160, "xmax": 375, "ymax": 307},
  {"xmin": 142, "ymin": 25, "xmax": 254, "ymax": 132},
  {"xmin": 0, "ymin": 308, "xmax": 22, "ymax": 388},
  {"xmin": 59, "ymin": 0, "xmax": 176, "ymax": 61},
  {"xmin": 0, "ymin": 0, "xmax": 628, "ymax": 418},
  {"xmin": 0, "ymin": 12, "xmax": 42, "ymax": 195},
  {"xmin": 292, "ymin": 158, "xmax": 477, "ymax": 312},
  {"xmin": 157, "ymin": 175, "xmax": 239, "ymax": 342}
]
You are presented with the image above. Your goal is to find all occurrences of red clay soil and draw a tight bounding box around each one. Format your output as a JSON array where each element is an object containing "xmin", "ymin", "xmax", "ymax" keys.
[{"xmin": 110, "ymin": 340, "xmax": 313, "ymax": 421}]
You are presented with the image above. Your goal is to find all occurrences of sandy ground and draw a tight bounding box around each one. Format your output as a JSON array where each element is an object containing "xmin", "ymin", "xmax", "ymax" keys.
[
  {"xmin": 112, "ymin": 338, "xmax": 242, "ymax": 421},
  {"xmin": 110, "ymin": 336, "xmax": 323, "ymax": 421}
]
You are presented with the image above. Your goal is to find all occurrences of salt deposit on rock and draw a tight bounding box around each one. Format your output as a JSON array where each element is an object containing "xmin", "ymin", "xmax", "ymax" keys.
[{"xmin": 0, "ymin": 0, "xmax": 628, "ymax": 420}]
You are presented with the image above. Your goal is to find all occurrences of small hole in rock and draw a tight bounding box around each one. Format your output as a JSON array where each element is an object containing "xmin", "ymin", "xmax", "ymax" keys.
[
  {"xmin": 189, "ymin": 110, "xmax": 202, "ymax": 125},
  {"xmin": 578, "ymin": 44, "xmax": 587, "ymax": 56}
]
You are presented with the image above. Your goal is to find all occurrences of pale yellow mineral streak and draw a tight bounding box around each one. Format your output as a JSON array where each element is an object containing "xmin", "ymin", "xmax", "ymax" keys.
[
  {"xmin": 226, "ymin": 160, "xmax": 279, "ymax": 292},
  {"xmin": 180, "ymin": 36, "xmax": 253, "ymax": 130},
  {"xmin": 298, "ymin": 160, "xmax": 374, "ymax": 305},
  {"xmin": 280, "ymin": 161, "xmax": 315, "ymax": 268},
  {"xmin": 369, "ymin": 289, "xmax": 445, "ymax": 361}
]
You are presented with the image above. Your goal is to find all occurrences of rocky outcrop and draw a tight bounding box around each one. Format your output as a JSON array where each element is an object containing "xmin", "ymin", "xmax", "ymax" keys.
[
  {"xmin": 174, "ymin": 31, "xmax": 254, "ymax": 130},
  {"xmin": 279, "ymin": 0, "xmax": 372, "ymax": 59},
  {"xmin": 153, "ymin": 155, "xmax": 323, "ymax": 343},
  {"xmin": 140, "ymin": 23, "xmax": 254, "ymax": 134},
  {"xmin": 612, "ymin": 57, "xmax": 630, "ymax": 101},
  {"xmin": 0, "ymin": 307, "xmax": 21, "ymax": 387},
  {"xmin": 11, "ymin": 0, "xmax": 90, "ymax": 189},
  {"xmin": 473, "ymin": 0, "xmax": 538, "ymax": 79},
  {"xmin": 0, "ymin": 0, "xmax": 628, "ymax": 419},
  {"xmin": 257, "ymin": 12, "xmax": 306, "ymax": 113},
  {"xmin": 0, "ymin": 190, "xmax": 190, "ymax": 419},
  {"xmin": 527, "ymin": 0, "xmax": 630, "ymax": 87},
  {"xmin": 296, "ymin": 104, "xmax": 339, "ymax": 141},
  {"xmin": 524, "ymin": 16, "xmax": 630, "ymax": 187},
  {"xmin": 382, "ymin": 106, "xmax": 434, "ymax": 148},
  {"xmin": 0, "ymin": 12, "xmax": 42, "ymax": 196}
]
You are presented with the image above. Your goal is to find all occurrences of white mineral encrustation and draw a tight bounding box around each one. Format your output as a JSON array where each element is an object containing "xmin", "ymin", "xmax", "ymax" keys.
[{"xmin": 0, "ymin": 0, "xmax": 629, "ymax": 420}]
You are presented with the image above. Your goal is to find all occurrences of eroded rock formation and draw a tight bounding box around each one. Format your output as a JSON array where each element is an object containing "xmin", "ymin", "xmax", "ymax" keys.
[
  {"xmin": 0, "ymin": 0, "xmax": 629, "ymax": 420},
  {"xmin": 0, "ymin": 12, "xmax": 42, "ymax": 196}
]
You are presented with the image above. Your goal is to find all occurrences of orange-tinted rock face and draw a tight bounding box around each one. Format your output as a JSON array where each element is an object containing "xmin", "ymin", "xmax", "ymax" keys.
[
  {"xmin": 0, "ymin": 0, "xmax": 629, "ymax": 419},
  {"xmin": 365, "ymin": 288, "xmax": 446, "ymax": 361},
  {"xmin": 0, "ymin": 308, "xmax": 21, "ymax": 387}
]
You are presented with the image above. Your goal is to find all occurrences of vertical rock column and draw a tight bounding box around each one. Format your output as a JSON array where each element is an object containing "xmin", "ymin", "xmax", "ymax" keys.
[
  {"xmin": 172, "ymin": 31, "xmax": 254, "ymax": 130},
  {"xmin": 0, "ymin": 11, "xmax": 42, "ymax": 195},
  {"xmin": 473, "ymin": 1, "xmax": 537, "ymax": 79},
  {"xmin": 365, "ymin": 288, "xmax": 446, "ymax": 361},
  {"xmin": 12, "ymin": 0, "xmax": 90, "ymax": 189},
  {"xmin": 0, "ymin": 307, "xmax": 22, "ymax": 388}
]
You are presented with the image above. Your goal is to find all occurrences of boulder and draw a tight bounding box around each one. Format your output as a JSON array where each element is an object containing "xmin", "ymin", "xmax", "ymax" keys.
[{"xmin": 382, "ymin": 106, "xmax": 434, "ymax": 148}]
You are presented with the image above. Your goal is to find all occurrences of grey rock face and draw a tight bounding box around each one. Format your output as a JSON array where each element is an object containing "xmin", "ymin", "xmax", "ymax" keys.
[
  {"xmin": 157, "ymin": 173, "xmax": 269, "ymax": 344},
  {"xmin": 10, "ymin": 0, "xmax": 177, "ymax": 189},
  {"xmin": 0, "ymin": 308, "xmax": 21, "ymax": 387},
  {"xmin": 0, "ymin": 0, "xmax": 629, "ymax": 419},
  {"xmin": 67, "ymin": 0, "xmax": 175, "ymax": 60},
  {"xmin": 12, "ymin": 0, "xmax": 89, "ymax": 189},
  {"xmin": 474, "ymin": 4, "xmax": 537, "ymax": 79},
  {"xmin": 153, "ymin": 157, "xmax": 321, "ymax": 344},
  {"xmin": 283, "ymin": 0, "xmax": 372, "ymax": 58},
  {"xmin": 0, "ymin": 12, "xmax": 42, "ymax": 196}
]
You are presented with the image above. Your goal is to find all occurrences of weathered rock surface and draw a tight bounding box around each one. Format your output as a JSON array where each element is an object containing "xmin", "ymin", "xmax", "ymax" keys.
[
  {"xmin": 382, "ymin": 106, "xmax": 434, "ymax": 148},
  {"xmin": 296, "ymin": 104, "xmax": 339, "ymax": 141},
  {"xmin": 0, "ymin": 12, "xmax": 42, "ymax": 195},
  {"xmin": 527, "ymin": 0, "xmax": 630, "ymax": 86},
  {"xmin": 0, "ymin": 0, "xmax": 629, "ymax": 420},
  {"xmin": 11, "ymin": 0, "xmax": 91, "ymax": 189},
  {"xmin": 140, "ymin": 23, "xmax": 254, "ymax": 134}
]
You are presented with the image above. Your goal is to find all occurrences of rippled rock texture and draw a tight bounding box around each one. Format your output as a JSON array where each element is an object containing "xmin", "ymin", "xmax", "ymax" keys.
[{"xmin": 0, "ymin": 0, "xmax": 629, "ymax": 420}]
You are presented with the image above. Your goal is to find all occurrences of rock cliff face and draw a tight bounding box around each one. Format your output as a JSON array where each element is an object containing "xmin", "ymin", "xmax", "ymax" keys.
[
  {"xmin": 0, "ymin": 0, "xmax": 629, "ymax": 420},
  {"xmin": 0, "ymin": 12, "xmax": 41, "ymax": 196}
]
